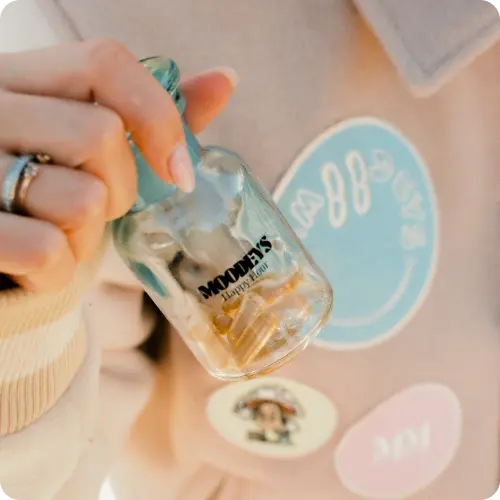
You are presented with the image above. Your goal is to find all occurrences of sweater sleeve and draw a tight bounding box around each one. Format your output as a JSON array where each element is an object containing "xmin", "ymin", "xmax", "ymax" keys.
[
  {"xmin": 0, "ymin": 235, "xmax": 156, "ymax": 500},
  {"xmin": 0, "ymin": 245, "xmax": 101, "ymax": 500}
]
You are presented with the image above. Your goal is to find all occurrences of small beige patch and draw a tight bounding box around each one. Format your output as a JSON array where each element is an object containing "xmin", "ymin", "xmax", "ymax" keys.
[{"xmin": 206, "ymin": 377, "xmax": 337, "ymax": 459}]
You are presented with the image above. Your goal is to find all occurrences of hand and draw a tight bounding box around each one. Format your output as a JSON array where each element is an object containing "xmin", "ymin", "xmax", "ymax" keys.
[{"xmin": 0, "ymin": 38, "xmax": 237, "ymax": 292}]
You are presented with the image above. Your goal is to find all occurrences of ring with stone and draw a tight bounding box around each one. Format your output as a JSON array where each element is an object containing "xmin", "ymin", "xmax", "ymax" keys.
[{"xmin": 34, "ymin": 153, "xmax": 52, "ymax": 165}]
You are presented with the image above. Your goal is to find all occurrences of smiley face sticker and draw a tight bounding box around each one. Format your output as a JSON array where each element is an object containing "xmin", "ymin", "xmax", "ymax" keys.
[{"xmin": 274, "ymin": 118, "xmax": 439, "ymax": 349}]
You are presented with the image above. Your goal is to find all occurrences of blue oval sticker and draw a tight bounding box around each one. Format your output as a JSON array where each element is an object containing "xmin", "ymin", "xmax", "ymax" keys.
[{"xmin": 274, "ymin": 118, "xmax": 439, "ymax": 349}]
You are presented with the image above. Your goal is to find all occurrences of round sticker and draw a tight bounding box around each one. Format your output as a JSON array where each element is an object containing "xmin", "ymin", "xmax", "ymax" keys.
[
  {"xmin": 206, "ymin": 377, "xmax": 337, "ymax": 459},
  {"xmin": 274, "ymin": 117, "xmax": 439, "ymax": 349},
  {"xmin": 335, "ymin": 384, "xmax": 462, "ymax": 499}
]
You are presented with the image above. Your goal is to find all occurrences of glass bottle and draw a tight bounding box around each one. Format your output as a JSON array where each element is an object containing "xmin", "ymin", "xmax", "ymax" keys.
[{"xmin": 113, "ymin": 57, "xmax": 333, "ymax": 380}]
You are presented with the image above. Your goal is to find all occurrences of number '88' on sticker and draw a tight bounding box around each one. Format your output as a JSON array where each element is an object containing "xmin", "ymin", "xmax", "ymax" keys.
[{"xmin": 274, "ymin": 118, "xmax": 439, "ymax": 349}]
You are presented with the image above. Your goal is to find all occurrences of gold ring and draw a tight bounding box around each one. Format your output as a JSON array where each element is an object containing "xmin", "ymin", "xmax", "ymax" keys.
[{"xmin": 14, "ymin": 162, "xmax": 41, "ymax": 214}]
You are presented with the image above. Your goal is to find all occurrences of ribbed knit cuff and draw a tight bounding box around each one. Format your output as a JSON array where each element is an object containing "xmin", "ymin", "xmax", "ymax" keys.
[{"xmin": 0, "ymin": 235, "xmax": 108, "ymax": 436}]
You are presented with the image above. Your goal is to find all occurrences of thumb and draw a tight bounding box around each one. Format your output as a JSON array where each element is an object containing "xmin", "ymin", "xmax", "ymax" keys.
[{"xmin": 181, "ymin": 67, "xmax": 239, "ymax": 134}]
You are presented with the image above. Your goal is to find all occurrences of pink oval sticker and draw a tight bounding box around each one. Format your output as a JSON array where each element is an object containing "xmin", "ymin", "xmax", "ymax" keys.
[{"xmin": 335, "ymin": 384, "xmax": 462, "ymax": 499}]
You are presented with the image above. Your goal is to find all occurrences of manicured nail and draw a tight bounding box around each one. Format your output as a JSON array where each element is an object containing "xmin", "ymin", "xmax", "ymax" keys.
[
  {"xmin": 214, "ymin": 66, "xmax": 239, "ymax": 88},
  {"xmin": 169, "ymin": 144, "xmax": 195, "ymax": 193}
]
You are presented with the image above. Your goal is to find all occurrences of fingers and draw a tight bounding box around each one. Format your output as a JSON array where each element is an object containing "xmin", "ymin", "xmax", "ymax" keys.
[
  {"xmin": 0, "ymin": 92, "xmax": 135, "ymax": 219},
  {"xmin": 0, "ymin": 212, "xmax": 76, "ymax": 292},
  {"xmin": 0, "ymin": 39, "xmax": 187, "ymax": 187},
  {"xmin": 0, "ymin": 40, "xmax": 237, "ymax": 190},
  {"xmin": 0, "ymin": 40, "xmax": 239, "ymax": 293},
  {"xmin": 0, "ymin": 155, "xmax": 107, "ymax": 263}
]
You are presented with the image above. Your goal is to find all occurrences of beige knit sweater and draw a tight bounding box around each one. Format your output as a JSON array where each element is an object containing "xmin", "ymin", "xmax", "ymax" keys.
[{"xmin": 0, "ymin": 234, "xmax": 158, "ymax": 500}]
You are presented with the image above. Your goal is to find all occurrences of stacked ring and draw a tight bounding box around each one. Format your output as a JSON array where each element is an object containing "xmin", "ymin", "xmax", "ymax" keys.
[{"xmin": 0, "ymin": 154, "xmax": 44, "ymax": 215}]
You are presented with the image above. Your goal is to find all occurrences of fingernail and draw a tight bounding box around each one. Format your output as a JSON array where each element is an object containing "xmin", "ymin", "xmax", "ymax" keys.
[
  {"xmin": 214, "ymin": 66, "xmax": 239, "ymax": 88},
  {"xmin": 169, "ymin": 144, "xmax": 195, "ymax": 193}
]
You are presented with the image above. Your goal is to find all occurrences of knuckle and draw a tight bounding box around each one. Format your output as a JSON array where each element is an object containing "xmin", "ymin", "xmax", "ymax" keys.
[
  {"xmin": 80, "ymin": 109, "xmax": 125, "ymax": 157},
  {"xmin": 94, "ymin": 108, "xmax": 126, "ymax": 146},
  {"xmin": 29, "ymin": 225, "xmax": 68, "ymax": 272},
  {"xmin": 72, "ymin": 174, "xmax": 108, "ymax": 226},
  {"xmin": 84, "ymin": 38, "xmax": 134, "ymax": 70}
]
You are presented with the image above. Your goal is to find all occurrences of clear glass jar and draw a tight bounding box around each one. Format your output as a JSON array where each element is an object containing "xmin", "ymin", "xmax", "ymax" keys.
[{"xmin": 113, "ymin": 58, "xmax": 333, "ymax": 380}]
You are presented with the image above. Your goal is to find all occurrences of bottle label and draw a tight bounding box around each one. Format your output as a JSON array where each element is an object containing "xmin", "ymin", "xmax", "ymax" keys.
[{"xmin": 198, "ymin": 235, "xmax": 273, "ymax": 301}]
